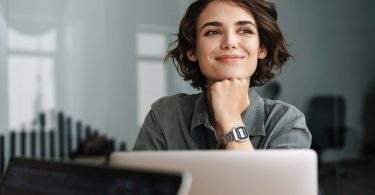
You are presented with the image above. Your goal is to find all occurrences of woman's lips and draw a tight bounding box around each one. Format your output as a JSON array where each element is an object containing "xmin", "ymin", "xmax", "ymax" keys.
[{"xmin": 215, "ymin": 55, "xmax": 244, "ymax": 63}]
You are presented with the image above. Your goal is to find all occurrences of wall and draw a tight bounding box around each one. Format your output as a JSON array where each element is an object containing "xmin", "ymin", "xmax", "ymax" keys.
[
  {"xmin": 0, "ymin": 0, "xmax": 8, "ymax": 134},
  {"xmin": 60, "ymin": 0, "xmax": 182, "ymax": 149},
  {"xmin": 272, "ymin": 0, "xmax": 375, "ymax": 159}
]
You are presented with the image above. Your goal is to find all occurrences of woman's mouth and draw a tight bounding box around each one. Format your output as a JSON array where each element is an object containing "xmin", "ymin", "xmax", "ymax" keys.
[{"xmin": 215, "ymin": 54, "xmax": 244, "ymax": 63}]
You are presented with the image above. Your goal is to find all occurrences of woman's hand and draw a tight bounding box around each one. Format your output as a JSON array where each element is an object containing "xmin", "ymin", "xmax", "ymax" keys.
[{"xmin": 209, "ymin": 78, "xmax": 250, "ymax": 135}]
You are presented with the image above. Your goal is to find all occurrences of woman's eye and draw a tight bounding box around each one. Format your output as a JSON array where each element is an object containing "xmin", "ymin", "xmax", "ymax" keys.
[
  {"xmin": 239, "ymin": 28, "xmax": 253, "ymax": 34},
  {"xmin": 205, "ymin": 30, "xmax": 220, "ymax": 36}
]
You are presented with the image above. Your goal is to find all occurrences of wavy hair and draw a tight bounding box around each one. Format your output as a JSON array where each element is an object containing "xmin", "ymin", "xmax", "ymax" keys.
[{"xmin": 166, "ymin": 0, "xmax": 292, "ymax": 90}]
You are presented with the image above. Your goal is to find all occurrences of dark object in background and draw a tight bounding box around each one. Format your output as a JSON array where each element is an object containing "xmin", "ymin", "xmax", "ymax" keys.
[
  {"xmin": 9, "ymin": 131, "xmax": 16, "ymax": 159},
  {"xmin": 76, "ymin": 121, "xmax": 83, "ymax": 148},
  {"xmin": 58, "ymin": 112, "xmax": 65, "ymax": 159},
  {"xmin": 20, "ymin": 130, "xmax": 26, "ymax": 156},
  {"xmin": 0, "ymin": 111, "xmax": 127, "ymax": 176},
  {"xmin": 66, "ymin": 117, "xmax": 73, "ymax": 158},
  {"xmin": 120, "ymin": 142, "xmax": 127, "ymax": 151},
  {"xmin": 71, "ymin": 135, "xmax": 114, "ymax": 159},
  {"xmin": 0, "ymin": 135, "xmax": 4, "ymax": 175},
  {"xmin": 362, "ymin": 83, "xmax": 375, "ymax": 156},
  {"xmin": 49, "ymin": 130, "xmax": 55, "ymax": 159},
  {"xmin": 39, "ymin": 113, "xmax": 46, "ymax": 158},
  {"xmin": 308, "ymin": 95, "xmax": 347, "ymax": 155},
  {"xmin": 30, "ymin": 130, "xmax": 36, "ymax": 158}
]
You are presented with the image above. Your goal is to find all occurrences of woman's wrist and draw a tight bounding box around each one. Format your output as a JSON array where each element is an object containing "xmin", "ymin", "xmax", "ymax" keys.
[
  {"xmin": 218, "ymin": 121, "xmax": 254, "ymax": 151},
  {"xmin": 216, "ymin": 117, "xmax": 244, "ymax": 135},
  {"xmin": 225, "ymin": 139, "xmax": 254, "ymax": 151}
]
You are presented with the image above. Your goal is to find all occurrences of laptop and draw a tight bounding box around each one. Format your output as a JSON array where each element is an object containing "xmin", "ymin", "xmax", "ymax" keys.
[
  {"xmin": 110, "ymin": 150, "xmax": 318, "ymax": 195},
  {"xmin": 0, "ymin": 157, "xmax": 192, "ymax": 195}
]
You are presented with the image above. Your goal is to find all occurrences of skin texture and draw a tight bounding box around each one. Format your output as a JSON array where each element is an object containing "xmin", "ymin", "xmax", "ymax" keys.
[{"xmin": 187, "ymin": 1, "xmax": 267, "ymax": 150}]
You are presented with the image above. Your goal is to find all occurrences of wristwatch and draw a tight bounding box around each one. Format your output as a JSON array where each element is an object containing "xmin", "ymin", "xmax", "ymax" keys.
[{"xmin": 222, "ymin": 125, "xmax": 249, "ymax": 145}]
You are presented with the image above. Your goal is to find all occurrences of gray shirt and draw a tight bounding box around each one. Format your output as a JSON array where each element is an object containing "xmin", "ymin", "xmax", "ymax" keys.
[{"xmin": 133, "ymin": 90, "xmax": 311, "ymax": 150}]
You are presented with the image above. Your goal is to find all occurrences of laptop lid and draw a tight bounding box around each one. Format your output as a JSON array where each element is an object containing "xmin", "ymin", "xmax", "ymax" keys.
[
  {"xmin": 0, "ymin": 157, "xmax": 191, "ymax": 195},
  {"xmin": 110, "ymin": 150, "xmax": 318, "ymax": 195}
]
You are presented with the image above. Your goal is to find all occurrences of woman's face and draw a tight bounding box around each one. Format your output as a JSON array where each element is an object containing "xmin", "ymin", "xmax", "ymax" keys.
[{"xmin": 188, "ymin": 1, "xmax": 267, "ymax": 86}]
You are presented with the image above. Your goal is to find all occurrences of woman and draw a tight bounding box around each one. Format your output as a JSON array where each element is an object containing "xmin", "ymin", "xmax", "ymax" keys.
[{"xmin": 133, "ymin": 0, "xmax": 311, "ymax": 151}]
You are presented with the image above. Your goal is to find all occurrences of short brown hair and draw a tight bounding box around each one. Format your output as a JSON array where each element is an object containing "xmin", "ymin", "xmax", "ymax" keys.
[{"xmin": 166, "ymin": 0, "xmax": 292, "ymax": 90}]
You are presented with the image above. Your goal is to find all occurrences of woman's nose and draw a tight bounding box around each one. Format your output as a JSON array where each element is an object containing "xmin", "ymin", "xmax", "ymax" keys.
[{"xmin": 220, "ymin": 33, "xmax": 238, "ymax": 50}]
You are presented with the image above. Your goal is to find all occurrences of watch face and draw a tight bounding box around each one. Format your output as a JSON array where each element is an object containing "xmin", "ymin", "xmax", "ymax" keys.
[{"xmin": 235, "ymin": 127, "xmax": 248, "ymax": 140}]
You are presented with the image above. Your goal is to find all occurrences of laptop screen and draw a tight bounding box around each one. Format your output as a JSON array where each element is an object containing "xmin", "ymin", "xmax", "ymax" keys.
[{"xmin": 0, "ymin": 158, "xmax": 188, "ymax": 195}]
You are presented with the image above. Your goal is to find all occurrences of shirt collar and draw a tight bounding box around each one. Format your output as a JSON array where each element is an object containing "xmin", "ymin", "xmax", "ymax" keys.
[
  {"xmin": 191, "ymin": 92, "xmax": 211, "ymax": 134},
  {"xmin": 190, "ymin": 89, "xmax": 266, "ymax": 137}
]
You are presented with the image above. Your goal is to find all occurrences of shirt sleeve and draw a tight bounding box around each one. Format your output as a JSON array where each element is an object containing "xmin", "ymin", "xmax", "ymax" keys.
[
  {"xmin": 268, "ymin": 107, "xmax": 312, "ymax": 149},
  {"xmin": 133, "ymin": 109, "xmax": 167, "ymax": 150}
]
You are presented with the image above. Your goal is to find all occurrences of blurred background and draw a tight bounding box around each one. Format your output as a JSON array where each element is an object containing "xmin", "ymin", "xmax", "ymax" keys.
[{"xmin": 0, "ymin": 0, "xmax": 374, "ymax": 194}]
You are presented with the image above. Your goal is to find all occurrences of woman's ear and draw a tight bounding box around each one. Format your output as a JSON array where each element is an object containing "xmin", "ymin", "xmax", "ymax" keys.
[
  {"xmin": 187, "ymin": 50, "xmax": 198, "ymax": 62},
  {"xmin": 258, "ymin": 48, "xmax": 267, "ymax": 59}
]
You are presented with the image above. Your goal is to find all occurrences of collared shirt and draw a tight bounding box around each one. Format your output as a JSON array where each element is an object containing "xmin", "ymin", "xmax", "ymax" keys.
[{"xmin": 133, "ymin": 90, "xmax": 311, "ymax": 150}]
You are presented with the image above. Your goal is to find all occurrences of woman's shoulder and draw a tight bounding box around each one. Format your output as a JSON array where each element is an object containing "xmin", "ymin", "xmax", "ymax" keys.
[
  {"xmin": 151, "ymin": 93, "xmax": 201, "ymax": 110},
  {"xmin": 262, "ymin": 98, "xmax": 304, "ymax": 119}
]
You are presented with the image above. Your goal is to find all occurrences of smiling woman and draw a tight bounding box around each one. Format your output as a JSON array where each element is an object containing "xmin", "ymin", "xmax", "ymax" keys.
[
  {"xmin": 169, "ymin": 0, "xmax": 291, "ymax": 91},
  {"xmin": 190, "ymin": 1, "xmax": 267, "ymax": 87},
  {"xmin": 133, "ymin": 0, "xmax": 311, "ymax": 151}
]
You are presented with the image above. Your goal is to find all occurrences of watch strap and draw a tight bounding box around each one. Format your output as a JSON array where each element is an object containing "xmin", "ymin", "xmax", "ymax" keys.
[{"xmin": 222, "ymin": 125, "xmax": 249, "ymax": 145}]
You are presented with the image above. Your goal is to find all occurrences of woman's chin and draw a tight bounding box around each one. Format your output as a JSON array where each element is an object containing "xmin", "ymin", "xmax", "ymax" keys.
[{"xmin": 216, "ymin": 74, "xmax": 250, "ymax": 80}]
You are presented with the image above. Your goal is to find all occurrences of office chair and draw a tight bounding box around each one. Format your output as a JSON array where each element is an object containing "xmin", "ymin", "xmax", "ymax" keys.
[{"xmin": 308, "ymin": 95, "xmax": 347, "ymax": 155}]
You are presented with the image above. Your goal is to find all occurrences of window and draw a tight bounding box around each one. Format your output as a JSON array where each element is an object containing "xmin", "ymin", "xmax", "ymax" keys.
[
  {"xmin": 7, "ymin": 27, "xmax": 57, "ymax": 130},
  {"xmin": 136, "ymin": 30, "xmax": 168, "ymax": 126}
]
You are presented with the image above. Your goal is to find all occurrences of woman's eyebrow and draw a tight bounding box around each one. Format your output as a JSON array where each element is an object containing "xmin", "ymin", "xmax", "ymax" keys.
[
  {"xmin": 236, "ymin": 20, "xmax": 256, "ymax": 27},
  {"xmin": 200, "ymin": 21, "xmax": 222, "ymax": 31},
  {"xmin": 200, "ymin": 20, "xmax": 256, "ymax": 31}
]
